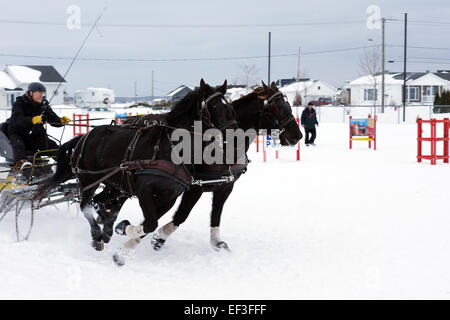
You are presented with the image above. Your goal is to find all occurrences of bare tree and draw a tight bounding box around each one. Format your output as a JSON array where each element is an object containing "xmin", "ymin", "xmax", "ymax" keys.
[
  {"xmin": 359, "ymin": 46, "xmax": 381, "ymax": 112},
  {"xmin": 236, "ymin": 64, "xmax": 259, "ymax": 87}
]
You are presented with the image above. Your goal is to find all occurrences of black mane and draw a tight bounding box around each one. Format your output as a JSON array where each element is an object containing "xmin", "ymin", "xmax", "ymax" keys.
[{"xmin": 165, "ymin": 89, "xmax": 201, "ymax": 126}]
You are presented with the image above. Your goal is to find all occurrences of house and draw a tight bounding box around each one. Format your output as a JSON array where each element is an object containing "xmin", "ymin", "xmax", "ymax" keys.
[
  {"xmin": 278, "ymin": 79, "xmax": 337, "ymax": 106},
  {"xmin": 348, "ymin": 70, "xmax": 450, "ymax": 106},
  {"xmin": 225, "ymin": 85, "xmax": 253, "ymax": 101},
  {"xmin": 3, "ymin": 65, "xmax": 67, "ymax": 105},
  {"xmin": 0, "ymin": 71, "xmax": 22, "ymax": 110},
  {"xmin": 167, "ymin": 85, "xmax": 193, "ymax": 103},
  {"xmin": 74, "ymin": 88, "xmax": 115, "ymax": 108},
  {"xmin": 275, "ymin": 77, "xmax": 301, "ymax": 87}
]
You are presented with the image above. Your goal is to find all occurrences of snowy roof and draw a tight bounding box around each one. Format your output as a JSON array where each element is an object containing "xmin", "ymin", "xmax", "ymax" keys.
[
  {"xmin": 167, "ymin": 85, "xmax": 194, "ymax": 96},
  {"xmin": 349, "ymin": 73, "xmax": 404, "ymax": 86},
  {"xmin": 24, "ymin": 65, "xmax": 66, "ymax": 83},
  {"xmin": 0, "ymin": 71, "xmax": 18, "ymax": 89},
  {"xmin": 5, "ymin": 65, "xmax": 65, "ymax": 83},
  {"xmin": 76, "ymin": 87, "xmax": 114, "ymax": 93},
  {"xmin": 6, "ymin": 65, "xmax": 42, "ymax": 83},
  {"xmin": 279, "ymin": 80, "xmax": 314, "ymax": 92},
  {"xmin": 226, "ymin": 87, "xmax": 253, "ymax": 101},
  {"xmin": 350, "ymin": 71, "xmax": 450, "ymax": 87},
  {"xmin": 279, "ymin": 79, "xmax": 337, "ymax": 93}
]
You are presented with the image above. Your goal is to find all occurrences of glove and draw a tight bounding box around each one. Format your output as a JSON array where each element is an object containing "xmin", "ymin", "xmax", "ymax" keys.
[
  {"xmin": 32, "ymin": 115, "xmax": 43, "ymax": 125},
  {"xmin": 60, "ymin": 116, "xmax": 70, "ymax": 124}
]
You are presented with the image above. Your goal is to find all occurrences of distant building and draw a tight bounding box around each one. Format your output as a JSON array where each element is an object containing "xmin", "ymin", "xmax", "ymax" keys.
[
  {"xmin": 279, "ymin": 79, "xmax": 337, "ymax": 106},
  {"xmin": 3, "ymin": 65, "xmax": 67, "ymax": 105},
  {"xmin": 275, "ymin": 77, "xmax": 309, "ymax": 88},
  {"xmin": 225, "ymin": 85, "xmax": 253, "ymax": 101},
  {"xmin": 167, "ymin": 85, "xmax": 193, "ymax": 103},
  {"xmin": 348, "ymin": 70, "xmax": 450, "ymax": 106},
  {"xmin": 0, "ymin": 71, "xmax": 22, "ymax": 110},
  {"xmin": 74, "ymin": 88, "xmax": 115, "ymax": 108}
]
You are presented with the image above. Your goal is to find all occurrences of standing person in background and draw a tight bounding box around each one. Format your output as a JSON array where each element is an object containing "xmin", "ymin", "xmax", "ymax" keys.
[{"xmin": 301, "ymin": 102, "xmax": 319, "ymax": 146}]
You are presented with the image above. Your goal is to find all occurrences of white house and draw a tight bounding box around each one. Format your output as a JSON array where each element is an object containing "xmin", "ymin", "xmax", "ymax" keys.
[
  {"xmin": 279, "ymin": 79, "xmax": 337, "ymax": 106},
  {"xmin": 348, "ymin": 71, "xmax": 450, "ymax": 106},
  {"xmin": 0, "ymin": 71, "xmax": 22, "ymax": 110},
  {"xmin": 3, "ymin": 65, "xmax": 67, "ymax": 105},
  {"xmin": 74, "ymin": 87, "xmax": 115, "ymax": 108}
]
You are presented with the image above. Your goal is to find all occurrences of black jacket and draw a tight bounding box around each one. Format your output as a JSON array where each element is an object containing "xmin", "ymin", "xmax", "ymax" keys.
[
  {"xmin": 301, "ymin": 107, "xmax": 319, "ymax": 129},
  {"xmin": 8, "ymin": 94, "xmax": 62, "ymax": 136}
]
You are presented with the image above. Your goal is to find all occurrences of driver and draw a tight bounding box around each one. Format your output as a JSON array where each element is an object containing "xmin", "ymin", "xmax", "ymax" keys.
[{"xmin": 7, "ymin": 82, "xmax": 71, "ymax": 171}]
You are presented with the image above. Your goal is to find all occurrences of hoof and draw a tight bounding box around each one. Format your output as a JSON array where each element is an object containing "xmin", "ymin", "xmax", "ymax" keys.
[
  {"xmin": 115, "ymin": 220, "xmax": 130, "ymax": 236},
  {"xmin": 101, "ymin": 231, "xmax": 112, "ymax": 244},
  {"xmin": 212, "ymin": 241, "xmax": 230, "ymax": 252},
  {"xmin": 113, "ymin": 253, "xmax": 125, "ymax": 266},
  {"xmin": 91, "ymin": 240, "xmax": 104, "ymax": 251},
  {"xmin": 151, "ymin": 234, "xmax": 166, "ymax": 251}
]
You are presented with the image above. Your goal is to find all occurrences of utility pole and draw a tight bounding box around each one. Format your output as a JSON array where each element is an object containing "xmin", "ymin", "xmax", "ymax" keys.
[
  {"xmin": 151, "ymin": 70, "xmax": 154, "ymax": 106},
  {"xmin": 296, "ymin": 47, "xmax": 301, "ymax": 116},
  {"xmin": 403, "ymin": 13, "xmax": 408, "ymax": 122},
  {"xmin": 268, "ymin": 32, "xmax": 271, "ymax": 84},
  {"xmin": 381, "ymin": 17, "xmax": 385, "ymax": 112},
  {"xmin": 134, "ymin": 80, "xmax": 138, "ymax": 104}
]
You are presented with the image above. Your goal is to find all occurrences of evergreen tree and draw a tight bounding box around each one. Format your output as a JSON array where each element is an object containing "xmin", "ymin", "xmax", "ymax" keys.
[{"xmin": 434, "ymin": 90, "xmax": 450, "ymax": 114}]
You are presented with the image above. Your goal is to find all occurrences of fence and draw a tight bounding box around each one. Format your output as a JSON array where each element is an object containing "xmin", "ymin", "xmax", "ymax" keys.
[
  {"xmin": 417, "ymin": 118, "xmax": 449, "ymax": 165},
  {"xmin": 72, "ymin": 113, "xmax": 90, "ymax": 136}
]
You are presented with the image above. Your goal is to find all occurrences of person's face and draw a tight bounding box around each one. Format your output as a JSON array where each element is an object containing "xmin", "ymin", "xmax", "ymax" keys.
[
  {"xmin": 308, "ymin": 104, "xmax": 312, "ymax": 109},
  {"xmin": 30, "ymin": 91, "xmax": 45, "ymax": 103}
]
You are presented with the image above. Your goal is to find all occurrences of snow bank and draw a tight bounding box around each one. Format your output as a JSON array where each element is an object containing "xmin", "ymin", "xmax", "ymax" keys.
[{"xmin": 0, "ymin": 123, "xmax": 449, "ymax": 299}]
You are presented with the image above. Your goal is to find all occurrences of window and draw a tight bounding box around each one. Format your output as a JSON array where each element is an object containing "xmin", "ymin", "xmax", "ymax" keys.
[
  {"xmin": 364, "ymin": 89, "xmax": 377, "ymax": 101},
  {"xmin": 407, "ymin": 87, "xmax": 420, "ymax": 101}
]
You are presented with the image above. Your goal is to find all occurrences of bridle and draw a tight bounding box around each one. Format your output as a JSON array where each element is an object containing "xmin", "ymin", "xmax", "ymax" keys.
[
  {"xmin": 201, "ymin": 91, "xmax": 238, "ymax": 132},
  {"xmin": 259, "ymin": 91, "xmax": 297, "ymax": 136}
]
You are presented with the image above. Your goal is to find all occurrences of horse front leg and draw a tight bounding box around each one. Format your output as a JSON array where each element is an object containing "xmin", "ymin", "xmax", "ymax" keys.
[
  {"xmin": 151, "ymin": 186, "xmax": 204, "ymax": 250},
  {"xmin": 210, "ymin": 184, "xmax": 234, "ymax": 251}
]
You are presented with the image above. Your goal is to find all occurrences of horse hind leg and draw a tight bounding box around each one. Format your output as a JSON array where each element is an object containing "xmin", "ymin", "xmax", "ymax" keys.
[
  {"xmin": 100, "ymin": 196, "xmax": 127, "ymax": 243},
  {"xmin": 80, "ymin": 186, "xmax": 104, "ymax": 251}
]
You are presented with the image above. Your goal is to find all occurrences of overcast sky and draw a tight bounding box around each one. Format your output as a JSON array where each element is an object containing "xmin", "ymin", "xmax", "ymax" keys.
[{"xmin": 1, "ymin": 0, "xmax": 449, "ymax": 97}]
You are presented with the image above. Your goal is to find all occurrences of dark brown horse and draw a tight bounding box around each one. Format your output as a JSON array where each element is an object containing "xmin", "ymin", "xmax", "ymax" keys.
[
  {"xmin": 150, "ymin": 81, "xmax": 302, "ymax": 251},
  {"xmin": 96, "ymin": 82, "xmax": 302, "ymax": 253},
  {"xmin": 34, "ymin": 80, "xmax": 238, "ymax": 260}
]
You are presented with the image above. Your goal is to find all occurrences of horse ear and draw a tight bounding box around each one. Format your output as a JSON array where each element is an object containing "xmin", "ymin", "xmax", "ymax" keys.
[
  {"xmin": 261, "ymin": 81, "xmax": 268, "ymax": 91},
  {"xmin": 271, "ymin": 81, "xmax": 277, "ymax": 90},
  {"xmin": 218, "ymin": 80, "xmax": 227, "ymax": 94},
  {"xmin": 199, "ymin": 78, "xmax": 206, "ymax": 95}
]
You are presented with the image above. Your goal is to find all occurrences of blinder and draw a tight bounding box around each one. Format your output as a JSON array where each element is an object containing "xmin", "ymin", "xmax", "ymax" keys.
[{"xmin": 262, "ymin": 91, "xmax": 297, "ymax": 136}]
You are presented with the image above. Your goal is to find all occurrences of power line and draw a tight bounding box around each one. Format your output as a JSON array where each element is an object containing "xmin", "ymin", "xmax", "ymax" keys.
[
  {"xmin": 387, "ymin": 44, "xmax": 450, "ymax": 51},
  {"xmin": 409, "ymin": 56, "xmax": 450, "ymax": 61},
  {"xmin": 0, "ymin": 19, "xmax": 366, "ymax": 29},
  {"xmin": 393, "ymin": 19, "xmax": 450, "ymax": 26},
  {"xmin": 0, "ymin": 45, "xmax": 377, "ymax": 63}
]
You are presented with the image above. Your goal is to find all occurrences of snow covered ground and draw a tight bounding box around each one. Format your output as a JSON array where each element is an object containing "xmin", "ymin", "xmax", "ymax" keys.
[{"xmin": 0, "ymin": 111, "xmax": 450, "ymax": 299}]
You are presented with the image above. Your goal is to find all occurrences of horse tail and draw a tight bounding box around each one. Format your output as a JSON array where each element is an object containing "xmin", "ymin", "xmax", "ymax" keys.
[{"xmin": 33, "ymin": 135, "xmax": 84, "ymax": 200}]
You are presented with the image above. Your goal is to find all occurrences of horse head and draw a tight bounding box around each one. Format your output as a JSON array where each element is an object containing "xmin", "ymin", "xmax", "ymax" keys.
[{"xmin": 256, "ymin": 81, "xmax": 303, "ymax": 146}]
